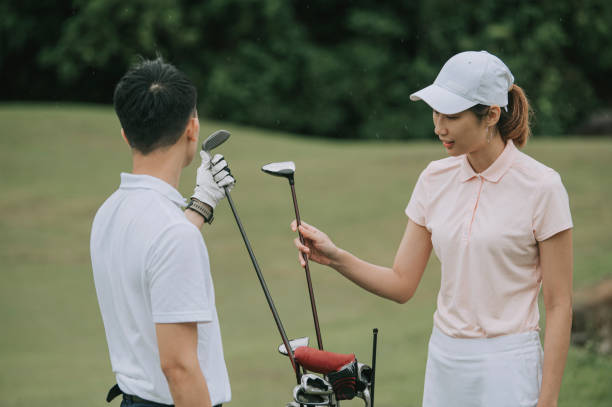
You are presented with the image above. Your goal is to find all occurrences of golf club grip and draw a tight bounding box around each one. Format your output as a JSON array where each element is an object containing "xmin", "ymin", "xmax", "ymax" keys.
[{"xmin": 223, "ymin": 187, "xmax": 301, "ymax": 383}]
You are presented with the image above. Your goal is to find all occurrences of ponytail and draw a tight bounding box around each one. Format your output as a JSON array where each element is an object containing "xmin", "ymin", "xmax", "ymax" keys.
[
  {"xmin": 498, "ymin": 84, "xmax": 533, "ymax": 148},
  {"xmin": 469, "ymin": 84, "xmax": 534, "ymax": 148}
]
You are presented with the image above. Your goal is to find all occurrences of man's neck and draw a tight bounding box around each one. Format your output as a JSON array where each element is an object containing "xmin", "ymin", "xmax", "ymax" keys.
[{"xmin": 131, "ymin": 148, "xmax": 184, "ymax": 189}]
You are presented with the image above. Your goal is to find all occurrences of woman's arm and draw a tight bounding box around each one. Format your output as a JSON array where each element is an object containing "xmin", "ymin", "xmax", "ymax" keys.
[
  {"xmin": 293, "ymin": 219, "xmax": 433, "ymax": 303},
  {"xmin": 538, "ymin": 228, "xmax": 573, "ymax": 407}
]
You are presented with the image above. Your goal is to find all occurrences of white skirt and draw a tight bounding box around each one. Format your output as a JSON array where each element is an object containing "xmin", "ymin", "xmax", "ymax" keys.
[{"xmin": 423, "ymin": 326, "xmax": 543, "ymax": 407}]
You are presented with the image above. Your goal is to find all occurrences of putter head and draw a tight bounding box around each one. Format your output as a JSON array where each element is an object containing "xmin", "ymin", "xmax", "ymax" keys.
[
  {"xmin": 278, "ymin": 337, "xmax": 309, "ymax": 355},
  {"xmin": 262, "ymin": 161, "xmax": 296, "ymax": 179},
  {"xmin": 202, "ymin": 129, "xmax": 231, "ymax": 153}
]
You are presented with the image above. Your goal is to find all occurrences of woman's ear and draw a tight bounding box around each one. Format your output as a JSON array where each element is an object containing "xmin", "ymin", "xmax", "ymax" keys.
[{"xmin": 486, "ymin": 105, "xmax": 502, "ymax": 127}]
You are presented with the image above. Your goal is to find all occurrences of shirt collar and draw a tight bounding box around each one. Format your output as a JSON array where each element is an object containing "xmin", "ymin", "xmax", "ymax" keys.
[
  {"xmin": 119, "ymin": 173, "xmax": 187, "ymax": 207},
  {"xmin": 459, "ymin": 140, "xmax": 518, "ymax": 183}
]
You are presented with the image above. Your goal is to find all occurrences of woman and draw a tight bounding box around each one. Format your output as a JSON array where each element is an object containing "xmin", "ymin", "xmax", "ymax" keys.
[{"xmin": 292, "ymin": 51, "xmax": 573, "ymax": 407}]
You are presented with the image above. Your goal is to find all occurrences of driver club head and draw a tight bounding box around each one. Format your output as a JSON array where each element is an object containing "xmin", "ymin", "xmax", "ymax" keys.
[
  {"xmin": 262, "ymin": 161, "xmax": 296, "ymax": 180},
  {"xmin": 202, "ymin": 129, "xmax": 231, "ymax": 153},
  {"xmin": 279, "ymin": 337, "xmax": 309, "ymax": 356}
]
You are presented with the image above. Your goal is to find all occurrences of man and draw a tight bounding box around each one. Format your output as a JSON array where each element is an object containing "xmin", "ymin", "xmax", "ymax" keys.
[{"xmin": 91, "ymin": 58, "xmax": 234, "ymax": 407}]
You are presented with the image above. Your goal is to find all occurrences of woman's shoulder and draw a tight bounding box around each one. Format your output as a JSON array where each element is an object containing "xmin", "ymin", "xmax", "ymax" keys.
[
  {"xmin": 422, "ymin": 155, "xmax": 463, "ymax": 177},
  {"xmin": 512, "ymin": 149, "xmax": 563, "ymax": 185}
]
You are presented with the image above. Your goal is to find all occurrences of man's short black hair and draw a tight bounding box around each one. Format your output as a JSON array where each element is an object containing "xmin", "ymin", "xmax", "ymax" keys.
[{"xmin": 113, "ymin": 57, "xmax": 197, "ymax": 154}]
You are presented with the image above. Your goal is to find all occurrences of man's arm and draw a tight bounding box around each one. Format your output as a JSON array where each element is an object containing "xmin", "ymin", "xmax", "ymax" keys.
[
  {"xmin": 156, "ymin": 322, "xmax": 212, "ymax": 407},
  {"xmin": 185, "ymin": 206, "xmax": 207, "ymax": 229}
]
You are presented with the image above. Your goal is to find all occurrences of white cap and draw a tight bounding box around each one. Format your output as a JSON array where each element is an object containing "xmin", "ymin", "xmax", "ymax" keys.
[{"xmin": 410, "ymin": 51, "xmax": 514, "ymax": 114}]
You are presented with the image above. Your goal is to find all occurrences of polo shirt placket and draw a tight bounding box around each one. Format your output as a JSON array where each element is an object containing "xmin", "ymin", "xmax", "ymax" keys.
[{"xmin": 458, "ymin": 143, "xmax": 517, "ymax": 243}]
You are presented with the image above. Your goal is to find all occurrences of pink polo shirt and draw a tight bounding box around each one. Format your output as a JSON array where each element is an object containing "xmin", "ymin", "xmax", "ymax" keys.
[{"xmin": 406, "ymin": 141, "xmax": 572, "ymax": 338}]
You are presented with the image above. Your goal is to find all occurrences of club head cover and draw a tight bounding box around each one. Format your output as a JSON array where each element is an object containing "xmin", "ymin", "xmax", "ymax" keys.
[
  {"xmin": 328, "ymin": 359, "xmax": 358, "ymax": 400},
  {"xmin": 294, "ymin": 346, "xmax": 356, "ymax": 374}
]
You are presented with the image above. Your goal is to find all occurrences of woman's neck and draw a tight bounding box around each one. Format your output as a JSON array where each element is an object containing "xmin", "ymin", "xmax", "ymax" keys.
[{"xmin": 466, "ymin": 136, "xmax": 506, "ymax": 174}]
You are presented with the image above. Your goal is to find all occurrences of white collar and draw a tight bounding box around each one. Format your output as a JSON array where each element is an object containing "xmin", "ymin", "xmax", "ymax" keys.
[{"xmin": 119, "ymin": 173, "xmax": 187, "ymax": 207}]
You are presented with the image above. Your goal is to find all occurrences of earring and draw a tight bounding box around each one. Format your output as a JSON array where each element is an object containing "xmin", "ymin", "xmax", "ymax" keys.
[{"xmin": 487, "ymin": 127, "xmax": 492, "ymax": 144}]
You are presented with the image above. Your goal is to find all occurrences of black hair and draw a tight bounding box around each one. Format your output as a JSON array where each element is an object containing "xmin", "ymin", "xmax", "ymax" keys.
[{"xmin": 113, "ymin": 57, "xmax": 197, "ymax": 154}]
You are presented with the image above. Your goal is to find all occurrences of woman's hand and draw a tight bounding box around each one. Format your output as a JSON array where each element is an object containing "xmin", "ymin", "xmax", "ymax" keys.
[{"xmin": 291, "ymin": 220, "xmax": 340, "ymax": 267}]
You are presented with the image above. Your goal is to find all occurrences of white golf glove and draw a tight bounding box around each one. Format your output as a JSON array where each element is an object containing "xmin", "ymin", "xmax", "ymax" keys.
[{"xmin": 192, "ymin": 152, "xmax": 235, "ymax": 209}]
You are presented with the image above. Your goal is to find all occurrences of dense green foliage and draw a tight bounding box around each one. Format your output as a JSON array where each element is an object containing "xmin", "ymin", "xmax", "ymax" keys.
[{"xmin": 2, "ymin": 0, "xmax": 612, "ymax": 138}]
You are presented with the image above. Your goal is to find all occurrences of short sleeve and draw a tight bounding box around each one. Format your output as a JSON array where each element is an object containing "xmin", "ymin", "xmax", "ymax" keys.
[
  {"xmin": 533, "ymin": 172, "xmax": 573, "ymax": 241},
  {"xmin": 405, "ymin": 167, "xmax": 429, "ymax": 227},
  {"xmin": 147, "ymin": 223, "xmax": 213, "ymax": 323}
]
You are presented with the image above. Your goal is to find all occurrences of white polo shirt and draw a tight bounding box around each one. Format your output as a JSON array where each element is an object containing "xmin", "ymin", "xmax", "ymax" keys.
[
  {"xmin": 91, "ymin": 173, "xmax": 231, "ymax": 405},
  {"xmin": 406, "ymin": 141, "xmax": 572, "ymax": 338}
]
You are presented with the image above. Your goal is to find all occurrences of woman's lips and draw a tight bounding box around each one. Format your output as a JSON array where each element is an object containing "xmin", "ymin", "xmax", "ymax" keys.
[{"xmin": 442, "ymin": 141, "xmax": 454, "ymax": 148}]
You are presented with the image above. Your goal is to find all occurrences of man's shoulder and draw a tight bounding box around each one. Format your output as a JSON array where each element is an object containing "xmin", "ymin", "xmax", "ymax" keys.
[{"xmin": 93, "ymin": 187, "xmax": 195, "ymax": 244}]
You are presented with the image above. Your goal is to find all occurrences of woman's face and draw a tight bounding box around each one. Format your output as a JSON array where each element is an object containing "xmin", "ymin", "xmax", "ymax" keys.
[{"xmin": 432, "ymin": 109, "xmax": 488, "ymax": 156}]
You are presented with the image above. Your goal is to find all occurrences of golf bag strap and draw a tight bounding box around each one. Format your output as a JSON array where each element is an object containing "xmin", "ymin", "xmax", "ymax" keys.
[{"xmin": 294, "ymin": 346, "xmax": 356, "ymax": 374}]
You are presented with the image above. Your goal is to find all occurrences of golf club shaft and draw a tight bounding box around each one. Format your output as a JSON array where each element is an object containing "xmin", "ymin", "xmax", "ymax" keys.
[
  {"xmin": 224, "ymin": 188, "xmax": 301, "ymax": 384},
  {"xmin": 289, "ymin": 181, "xmax": 324, "ymax": 351},
  {"xmin": 370, "ymin": 328, "xmax": 378, "ymax": 407}
]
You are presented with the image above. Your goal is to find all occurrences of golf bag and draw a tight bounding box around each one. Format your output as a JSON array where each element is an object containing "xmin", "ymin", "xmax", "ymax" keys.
[{"xmin": 280, "ymin": 341, "xmax": 375, "ymax": 406}]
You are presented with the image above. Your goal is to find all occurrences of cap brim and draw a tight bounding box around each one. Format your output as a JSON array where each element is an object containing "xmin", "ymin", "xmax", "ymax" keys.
[{"xmin": 410, "ymin": 84, "xmax": 476, "ymax": 114}]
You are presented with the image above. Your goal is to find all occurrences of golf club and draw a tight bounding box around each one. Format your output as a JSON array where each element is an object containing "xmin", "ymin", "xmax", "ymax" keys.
[
  {"xmin": 356, "ymin": 388, "xmax": 371, "ymax": 407},
  {"xmin": 202, "ymin": 129, "xmax": 231, "ymax": 153},
  {"xmin": 203, "ymin": 131, "xmax": 301, "ymax": 384},
  {"xmin": 293, "ymin": 384, "xmax": 331, "ymax": 406},
  {"xmin": 370, "ymin": 328, "xmax": 378, "ymax": 407},
  {"xmin": 301, "ymin": 374, "xmax": 333, "ymax": 395},
  {"xmin": 262, "ymin": 161, "xmax": 324, "ymax": 351},
  {"xmin": 279, "ymin": 337, "xmax": 310, "ymax": 356}
]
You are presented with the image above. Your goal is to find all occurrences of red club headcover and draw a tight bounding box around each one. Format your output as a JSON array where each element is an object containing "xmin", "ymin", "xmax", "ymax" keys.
[{"xmin": 294, "ymin": 346, "xmax": 356, "ymax": 374}]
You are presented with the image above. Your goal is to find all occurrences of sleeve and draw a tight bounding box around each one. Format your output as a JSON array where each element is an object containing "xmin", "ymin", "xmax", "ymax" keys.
[
  {"xmin": 405, "ymin": 167, "xmax": 429, "ymax": 227},
  {"xmin": 533, "ymin": 171, "xmax": 573, "ymax": 241},
  {"xmin": 146, "ymin": 222, "xmax": 213, "ymax": 323}
]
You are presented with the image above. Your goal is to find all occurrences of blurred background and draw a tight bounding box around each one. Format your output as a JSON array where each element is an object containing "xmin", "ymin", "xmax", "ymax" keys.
[
  {"xmin": 3, "ymin": 0, "xmax": 612, "ymax": 138},
  {"xmin": 1, "ymin": 1, "xmax": 611, "ymax": 406}
]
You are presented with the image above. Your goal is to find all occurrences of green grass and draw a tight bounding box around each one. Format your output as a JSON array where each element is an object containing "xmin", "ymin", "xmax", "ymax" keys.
[{"xmin": 0, "ymin": 103, "xmax": 610, "ymax": 406}]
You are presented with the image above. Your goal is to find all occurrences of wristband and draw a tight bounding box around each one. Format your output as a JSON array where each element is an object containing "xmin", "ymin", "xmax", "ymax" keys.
[{"xmin": 186, "ymin": 199, "xmax": 214, "ymax": 224}]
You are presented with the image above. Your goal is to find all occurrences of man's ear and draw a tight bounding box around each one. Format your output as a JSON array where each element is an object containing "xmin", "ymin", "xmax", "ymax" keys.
[
  {"xmin": 185, "ymin": 116, "xmax": 200, "ymax": 143},
  {"xmin": 121, "ymin": 128, "xmax": 131, "ymax": 146}
]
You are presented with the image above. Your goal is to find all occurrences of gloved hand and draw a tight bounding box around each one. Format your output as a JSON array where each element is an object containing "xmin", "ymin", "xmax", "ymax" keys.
[{"xmin": 192, "ymin": 152, "xmax": 235, "ymax": 209}]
